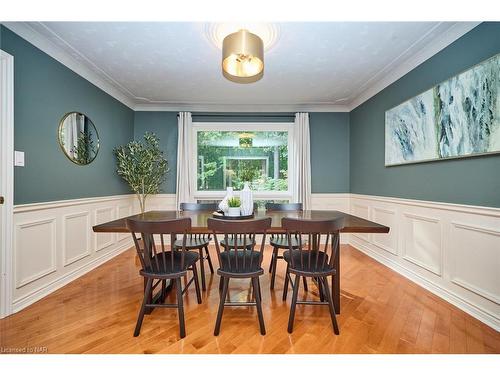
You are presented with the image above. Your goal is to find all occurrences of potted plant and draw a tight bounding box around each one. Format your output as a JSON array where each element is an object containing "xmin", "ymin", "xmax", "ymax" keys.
[
  {"xmin": 227, "ymin": 197, "xmax": 241, "ymax": 217},
  {"xmin": 114, "ymin": 132, "xmax": 168, "ymax": 213}
]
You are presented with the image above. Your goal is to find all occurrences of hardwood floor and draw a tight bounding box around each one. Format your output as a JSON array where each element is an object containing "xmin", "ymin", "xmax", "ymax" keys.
[{"xmin": 1, "ymin": 245, "xmax": 498, "ymax": 354}]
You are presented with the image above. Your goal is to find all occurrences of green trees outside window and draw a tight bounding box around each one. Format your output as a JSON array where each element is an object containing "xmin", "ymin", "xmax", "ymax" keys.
[{"xmin": 197, "ymin": 130, "xmax": 288, "ymax": 192}]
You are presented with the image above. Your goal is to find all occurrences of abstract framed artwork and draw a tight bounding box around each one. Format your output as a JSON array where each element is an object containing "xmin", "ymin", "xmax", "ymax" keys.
[{"xmin": 385, "ymin": 53, "xmax": 500, "ymax": 166}]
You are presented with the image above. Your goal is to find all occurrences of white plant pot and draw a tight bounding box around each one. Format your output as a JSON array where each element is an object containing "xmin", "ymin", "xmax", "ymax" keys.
[{"xmin": 227, "ymin": 207, "xmax": 241, "ymax": 217}]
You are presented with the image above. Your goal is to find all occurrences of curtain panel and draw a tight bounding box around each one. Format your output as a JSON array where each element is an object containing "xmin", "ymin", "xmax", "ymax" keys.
[
  {"xmin": 175, "ymin": 112, "xmax": 195, "ymax": 209},
  {"xmin": 292, "ymin": 112, "xmax": 312, "ymax": 210}
]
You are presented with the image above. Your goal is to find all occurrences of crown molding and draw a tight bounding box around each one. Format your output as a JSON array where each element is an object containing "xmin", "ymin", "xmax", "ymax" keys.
[
  {"xmin": 347, "ymin": 21, "xmax": 481, "ymax": 111},
  {"xmin": 2, "ymin": 21, "xmax": 482, "ymax": 114},
  {"xmin": 1, "ymin": 22, "xmax": 136, "ymax": 109},
  {"xmin": 133, "ymin": 102, "xmax": 351, "ymax": 112}
]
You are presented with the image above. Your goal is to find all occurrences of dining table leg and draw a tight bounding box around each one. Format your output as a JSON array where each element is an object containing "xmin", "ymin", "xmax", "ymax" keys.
[{"xmin": 332, "ymin": 236, "xmax": 340, "ymax": 314}]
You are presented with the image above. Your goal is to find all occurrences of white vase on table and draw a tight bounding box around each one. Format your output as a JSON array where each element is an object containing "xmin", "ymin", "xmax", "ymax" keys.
[
  {"xmin": 240, "ymin": 182, "xmax": 254, "ymax": 215},
  {"xmin": 218, "ymin": 187, "xmax": 233, "ymax": 213}
]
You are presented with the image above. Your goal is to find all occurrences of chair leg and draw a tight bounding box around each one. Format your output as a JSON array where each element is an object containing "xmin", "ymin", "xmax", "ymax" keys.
[
  {"xmin": 252, "ymin": 277, "xmax": 266, "ymax": 335},
  {"xmin": 316, "ymin": 277, "xmax": 325, "ymax": 302},
  {"xmin": 321, "ymin": 277, "xmax": 340, "ymax": 335},
  {"xmin": 270, "ymin": 247, "xmax": 279, "ymax": 290},
  {"xmin": 191, "ymin": 264, "xmax": 202, "ymax": 304},
  {"xmin": 287, "ymin": 274, "xmax": 301, "ymax": 333},
  {"xmin": 175, "ymin": 277, "xmax": 186, "ymax": 338},
  {"xmin": 257, "ymin": 276, "xmax": 262, "ymax": 300},
  {"xmin": 205, "ymin": 246, "xmax": 214, "ymax": 274},
  {"xmin": 268, "ymin": 251, "xmax": 274, "ymax": 273},
  {"xmin": 214, "ymin": 276, "xmax": 229, "ymax": 336},
  {"xmin": 134, "ymin": 277, "xmax": 153, "ymax": 337},
  {"xmin": 198, "ymin": 248, "xmax": 206, "ymax": 291},
  {"xmin": 219, "ymin": 276, "xmax": 224, "ymax": 291},
  {"xmin": 160, "ymin": 279, "xmax": 167, "ymax": 302},
  {"xmin": 282, "ymin": 264, "xmax": 290, "ymax": 301},
  {"xmin": 303, "ymin": 276, "xmax": 309, "ymax": 292}
]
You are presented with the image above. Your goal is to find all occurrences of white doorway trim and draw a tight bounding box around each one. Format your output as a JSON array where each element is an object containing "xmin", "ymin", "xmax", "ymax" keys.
[{"xmin": 0, "ymin": 49, "xmax": 14, "ymax": 318}]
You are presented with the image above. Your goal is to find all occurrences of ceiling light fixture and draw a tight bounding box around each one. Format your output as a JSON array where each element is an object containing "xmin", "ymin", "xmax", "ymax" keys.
[{"xmin": 222, "ymin": 29, "xmax": 264, "ymax": 84}]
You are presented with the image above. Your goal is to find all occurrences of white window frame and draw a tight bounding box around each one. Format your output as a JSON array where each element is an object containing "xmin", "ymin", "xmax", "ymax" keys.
[{"xmin": 191, "ymin": 122, "xmax": 294, "ymax": 202}]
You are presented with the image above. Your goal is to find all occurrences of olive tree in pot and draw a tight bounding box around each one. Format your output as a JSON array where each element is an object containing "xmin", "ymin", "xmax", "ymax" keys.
[{"xmin": 114, "ymin": 132, "xmax": 168, "ymax": 213}]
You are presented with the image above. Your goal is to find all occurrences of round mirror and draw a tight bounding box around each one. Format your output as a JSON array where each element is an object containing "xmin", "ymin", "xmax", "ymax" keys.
[{"xmin": 58, "ymin": 112, "xmax": 99, "ymax": 165}]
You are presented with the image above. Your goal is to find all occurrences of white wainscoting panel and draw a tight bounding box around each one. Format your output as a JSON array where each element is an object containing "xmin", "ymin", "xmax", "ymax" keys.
[
  {"xmin": 62, "ymin": 211, "xmax": 91, "ymax": 267},
  {"xmin": 117, "ymin": 204, "xmax": 133, "ymax": 241},
  {"xmin": 352, "ymin": 202, "xmax": 371, "ymax": 242},
  {"xmin": 95, "ymin": 207, "xmax": 116, "ymax": 252},
  {"xmin": 349, "ymin": 194, "xmax": 500, "ymax": 332},
  {"xmin": 371, "ymin": 206, "xmax": 398, "ymax": 256},
  {"xmin": 402, "ymin": 212, "xmax": 442, "ymax": 276},
  {"xmin": 450, "ymin": 222, "xmax": 500, "ymax": 305},
  {"xmin": 12, "ymin": 195, "xmax": 135, "ymax": 313},
  {"xmin": 15, "ymin": 218, "xmax": 57, "ymax": 288}
]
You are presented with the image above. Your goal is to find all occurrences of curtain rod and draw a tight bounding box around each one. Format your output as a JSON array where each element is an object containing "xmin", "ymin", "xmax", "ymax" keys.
[{"xmin": 178, "ymin": 113, "xmax": 295, "ymax": 118}]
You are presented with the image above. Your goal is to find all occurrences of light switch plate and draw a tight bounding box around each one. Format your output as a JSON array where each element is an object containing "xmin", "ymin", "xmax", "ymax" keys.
[{"xmin": 14, "ymin": 151, "xmax": 25, "ymax": 167}]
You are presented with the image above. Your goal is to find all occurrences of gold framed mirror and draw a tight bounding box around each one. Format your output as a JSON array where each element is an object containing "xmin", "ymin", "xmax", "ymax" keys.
[{"xmin": 58, "ymin": 112, "xmax": 99, "ymax": 165}]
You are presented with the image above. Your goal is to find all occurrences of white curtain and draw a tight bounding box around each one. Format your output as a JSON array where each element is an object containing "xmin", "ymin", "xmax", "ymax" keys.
[
  {"xmin": 292, "ymin": 112, "xmax": 312, "ymax": 210},
  {"xmin": 175, "ymin": 112, "xmax": 195, "ymax": 209}
]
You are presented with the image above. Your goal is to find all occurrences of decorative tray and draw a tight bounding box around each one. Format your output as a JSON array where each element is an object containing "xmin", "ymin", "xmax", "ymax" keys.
[{"xmin": 212, "ymin": 211, "xmax": 255, "ymax": 220}]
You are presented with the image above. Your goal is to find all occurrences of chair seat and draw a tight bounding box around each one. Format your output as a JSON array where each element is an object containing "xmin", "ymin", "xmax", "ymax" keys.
[
  {"xmin": 140, "ymin": 250, "xmax": 199, "ymax": 277},
  {"xmin": 220, "ymin": 238, "xmax": 255, "ymax": 249},
  {"xmin": 269, "ymin": 236, "xmax": 301, "ymax": 249},
  {"xmin": 218, "ymin": 250, "xmax": 262, "ymax": 275},
  {"xmin": 283, "ymin": 250, "xmax": 335, "ymax": 275},
  {"xmin": 174, "ymin": 237, "xmax": 210, "ymax": 249}
]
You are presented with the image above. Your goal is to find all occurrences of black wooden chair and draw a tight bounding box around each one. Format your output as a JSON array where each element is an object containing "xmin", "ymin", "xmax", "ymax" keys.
[
  {"xmin": 207, "ymin": 217, "xmax": 272, "ymax": 336},
  {"xmin": 265, "ymin": 203, "xmax": 308, "ymax": 291},
  {"xmin": 281, "ymin": 217, "xmax": 344, "ymax": 335},
  {"xmin": 126, "ymin": 217, "xmax": 202, "ymax": 338},
  {"xmin": 174, "ymin": 203, "xmax": 218, "ymax": 291}
]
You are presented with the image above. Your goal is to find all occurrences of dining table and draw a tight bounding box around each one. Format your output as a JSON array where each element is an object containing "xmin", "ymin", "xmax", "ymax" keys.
[{"xmin": 93, "ymin": 209, "xmax": 390, "ymax": 314}]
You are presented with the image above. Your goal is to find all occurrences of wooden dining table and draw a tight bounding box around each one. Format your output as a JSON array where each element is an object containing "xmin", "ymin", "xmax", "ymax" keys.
[{"xmin": 93, "ymin": 209, "xmax": 389, "ymax": 314}]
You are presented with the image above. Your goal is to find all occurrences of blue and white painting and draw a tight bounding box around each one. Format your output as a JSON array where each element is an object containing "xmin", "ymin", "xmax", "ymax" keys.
[{"xmin": 385, "ymin": 53, "xmax": 500, "ymax": 166}]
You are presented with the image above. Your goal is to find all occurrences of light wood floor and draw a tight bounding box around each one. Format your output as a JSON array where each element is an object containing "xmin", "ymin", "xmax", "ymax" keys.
[{"xmin": 1, "ymin": 245, "xmax": 498, "ymax": 354}]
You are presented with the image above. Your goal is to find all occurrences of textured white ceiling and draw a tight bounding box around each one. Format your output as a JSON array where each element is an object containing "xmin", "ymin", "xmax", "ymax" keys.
[{"xmin": 16, "ymin": 22, "xmax": 479, "ymax": 110}]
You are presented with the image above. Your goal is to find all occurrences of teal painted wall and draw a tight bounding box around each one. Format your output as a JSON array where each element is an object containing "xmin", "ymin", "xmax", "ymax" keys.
[
  {"xmin": 134, "ymin": 111, "xmax": 178, "ymax": 194},
  {"xmin": 1, "ymin": 26, "xmax": 135, "ymax": 205},
  {"xmin": 350, "ymin": 22, "xmax": 500, "ymax": 207},
  {"xmin": 133, "ymin": 112, "xmax": 350, "ymax": 194}
]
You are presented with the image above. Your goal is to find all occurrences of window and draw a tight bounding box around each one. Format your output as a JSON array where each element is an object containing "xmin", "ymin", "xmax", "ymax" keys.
[{"xmin": 192, "ymin": 123, "xmax": 294, "ymax": 201}]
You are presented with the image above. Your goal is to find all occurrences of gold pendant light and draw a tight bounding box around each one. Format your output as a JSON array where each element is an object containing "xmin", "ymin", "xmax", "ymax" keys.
[{"xmin": 222, "ymin": 29, "xmax": 264, "ymax": 83}]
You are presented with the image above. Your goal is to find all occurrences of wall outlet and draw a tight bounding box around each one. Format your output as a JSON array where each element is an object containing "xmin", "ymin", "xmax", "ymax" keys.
[{"xmin": 14, "ymin": 151, "xmax": 25, "ymax": 167}]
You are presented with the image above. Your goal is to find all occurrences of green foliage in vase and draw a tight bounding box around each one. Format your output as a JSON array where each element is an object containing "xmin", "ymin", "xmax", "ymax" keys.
[
  {"xmin": 114, "ymin": 132, "xmax": 168, "ymax": 213},
  {"xmin": 228, "ymin": 197, "xmax": 241, "ymax": 208},
  {"xmin": 72, "ymin": 130, "xmax": 97, "ymax": 165}
]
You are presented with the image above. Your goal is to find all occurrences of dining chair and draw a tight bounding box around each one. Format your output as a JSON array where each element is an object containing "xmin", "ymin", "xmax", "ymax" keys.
[
  {"xmin": 174, "ymin": 202, "xmax": 218, "ymax": 291},
  {"xmin": 207, "ymin": 217, "xmax": 272, "ymax": 336},
  {"xmin": 281, "ymin": 217, "xmax": 344, "ymax": 334},
  {"xmin": 265, "ymin": 202, "xmax": 308, "ymax": 291},
  {"xmin": 126, "ymin": 217, "xmax": 202, "ymax": 338}
]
